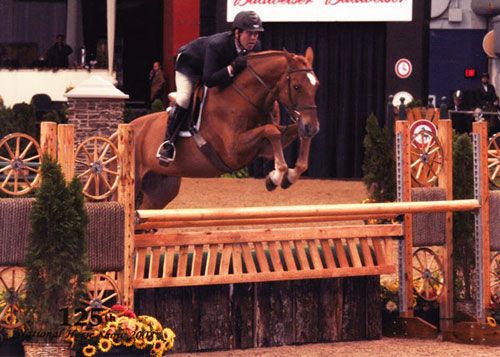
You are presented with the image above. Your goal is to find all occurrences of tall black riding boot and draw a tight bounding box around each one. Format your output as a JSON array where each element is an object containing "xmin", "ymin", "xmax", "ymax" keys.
[{"xmin": 156, "ymin": 105, "xmax": 188, "ymax": 165}]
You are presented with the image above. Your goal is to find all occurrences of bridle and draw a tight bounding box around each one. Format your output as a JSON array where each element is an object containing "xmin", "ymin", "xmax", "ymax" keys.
[{"xmin": 231, "ymin": 56, "xmax": 317, "ymax": 123}]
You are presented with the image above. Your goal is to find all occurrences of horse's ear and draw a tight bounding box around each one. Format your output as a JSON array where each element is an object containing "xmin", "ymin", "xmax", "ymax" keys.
[{"xmin": 305, "ymin": 47, "xmax": 314, "ymax": 66}]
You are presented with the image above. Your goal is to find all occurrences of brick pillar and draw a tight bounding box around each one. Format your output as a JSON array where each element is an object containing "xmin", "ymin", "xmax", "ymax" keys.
[{"xmin": 65, "ymin": 75, "xmax": 129, "ymax": 145}]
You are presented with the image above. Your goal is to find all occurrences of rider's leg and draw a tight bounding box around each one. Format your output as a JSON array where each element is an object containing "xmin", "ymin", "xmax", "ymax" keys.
[{"xmin": 157, "ymin": 71, "xmax": 197, "ymax": 165}]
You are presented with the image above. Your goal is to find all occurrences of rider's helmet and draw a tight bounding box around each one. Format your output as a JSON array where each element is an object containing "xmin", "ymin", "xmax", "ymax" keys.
[
  {"xmin": 232, "ymin": 11, "xmax": 264, "ymax": 32},
  {"xmin": 452, "ymin": 90, "xmax": 463, "ymax": 100}
]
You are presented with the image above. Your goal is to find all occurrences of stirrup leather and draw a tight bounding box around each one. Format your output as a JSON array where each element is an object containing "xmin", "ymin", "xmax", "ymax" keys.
[{"xmin": 156, "ymin": 140, "xmax": 176, "ymax": 164}]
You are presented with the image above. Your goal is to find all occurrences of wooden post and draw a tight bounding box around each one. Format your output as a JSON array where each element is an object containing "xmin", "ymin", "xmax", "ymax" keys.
[
  {"xmin": 117, "ymin": 124, "xmax": 135, "ymax": 309},
  {"xmin": 437, "ymin": 119, "xmax": 453, "ymax": 331},
  {"xmin": 40, "ymin": 122, "xmax": 57, "ymax": 158},
  {"xmin": 472, "ymin": 121, "xmax": 490, "ymax": 319},
  {"xmin": 57, "ymin": 124, "xmax": 75, "ymax": 181}
]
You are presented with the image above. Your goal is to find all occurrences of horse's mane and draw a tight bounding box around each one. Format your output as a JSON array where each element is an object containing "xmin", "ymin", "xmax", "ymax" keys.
[{"xmin": 248, "ymin": 50, "xmax": 309, "ymax": 68}]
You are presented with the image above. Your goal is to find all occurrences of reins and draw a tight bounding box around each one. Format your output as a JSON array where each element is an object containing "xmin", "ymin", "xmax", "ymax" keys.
[{"xmin": 231, "ymin": 52, "xmax": 317, "ymax": 123}]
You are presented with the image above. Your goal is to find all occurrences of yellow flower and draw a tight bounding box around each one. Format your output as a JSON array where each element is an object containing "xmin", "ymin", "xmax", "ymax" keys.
[
  {"xmin": 110, "ymin": 333, "xmax": 122, "ymax": 347},
  {"xmin": 65, "ymin": 336, "xmax": 75, "ymax": 348},
  {"xmin": 122, "ymin": 336, "xmax": 135, "ymax": 347},
  {"xmin": 144, "ymin": 330, "xmax": 157, "ymax": 345},
  {"xmin": 385, "ymin": 300, "xmax": 398, "ymax": 312},
  {"xmin": 162, "ymin": 327, "xmax": 176, "ymax": 343},
  {"xmin": 152, "ymin": 339, "xmax": 165, "ymax": 353},
  {"xmin": 134, "ymin": 338, "xmax": 147, "ymax": 349},
  {"xmin": 82, "ymin": 344, "xmax": 97, "ymax": 357},
  {"xmin": 98, "ymin": 338, "xmax": 112, "ymax": 353}
]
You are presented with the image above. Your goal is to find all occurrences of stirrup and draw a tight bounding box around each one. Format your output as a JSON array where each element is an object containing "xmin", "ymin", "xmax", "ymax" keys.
[{"xmin": 156, "ymin": 140, "xmax": 176, "ymax": 165}]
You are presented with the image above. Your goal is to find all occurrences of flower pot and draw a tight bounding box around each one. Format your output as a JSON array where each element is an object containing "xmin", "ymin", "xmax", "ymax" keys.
[{"xmin": 23, "ymin": 341, "xmax": 72, "ymax": 357}]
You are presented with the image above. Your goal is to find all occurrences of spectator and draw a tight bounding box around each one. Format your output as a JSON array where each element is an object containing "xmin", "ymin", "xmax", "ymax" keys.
[
  {"xmin": 0, "ymin": 95, "xmax": 5, "ymax": 110},
  {"xmin": 149, "ymin": 61, "xmax": 166, "ymax": 106},
  {"xmin": 47, "ymin": 34, "xmax": 73, "ymax": 68},
  {"xmin": 475, "ymin": 72, "xmax": 498, "ymax": 111},
  {"xmin": 449, "ymin": 90, "xmax": 470, "ymax": 133}
]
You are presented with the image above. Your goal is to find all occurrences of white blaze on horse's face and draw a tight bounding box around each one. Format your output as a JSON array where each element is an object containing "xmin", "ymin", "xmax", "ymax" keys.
[{"xmin": 307, "ymin": 72, "xmax": 317, "ymax": 86}]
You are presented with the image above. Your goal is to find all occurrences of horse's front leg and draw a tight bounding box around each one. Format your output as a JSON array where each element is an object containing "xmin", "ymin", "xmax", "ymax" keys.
[
  {"xmin": 235, "ymin": 124, "xmax": 288, "ymax": 191},
  {"xmin": 282, "ymin": 137, "xmax": 311, "ymax": 189}
]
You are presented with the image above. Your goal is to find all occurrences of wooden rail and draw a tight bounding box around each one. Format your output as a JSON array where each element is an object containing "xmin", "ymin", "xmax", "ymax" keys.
[{"xmin": 136, "ymin": 199, "xmax": 480, "ymax": 223}]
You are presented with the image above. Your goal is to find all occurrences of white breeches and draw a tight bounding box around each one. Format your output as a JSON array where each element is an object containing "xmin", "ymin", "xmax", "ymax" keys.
[{"xmin": 175, "ymin": 70, "xmax": 199, "ymax": 109}]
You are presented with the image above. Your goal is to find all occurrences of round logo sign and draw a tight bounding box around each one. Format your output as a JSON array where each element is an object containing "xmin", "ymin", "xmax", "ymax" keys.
[
  {"xmin": 410, "ymin": 120, "xmax": 438, "ymax": 148},
  {"xmin": 395, "ymin": 58, "xmax": 413, "ymax": 79}
]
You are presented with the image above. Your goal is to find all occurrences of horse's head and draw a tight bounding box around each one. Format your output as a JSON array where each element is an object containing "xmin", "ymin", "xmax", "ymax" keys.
[{"xmin": 277, "ymin": 47, "xmax": 320, "ymax": 138}]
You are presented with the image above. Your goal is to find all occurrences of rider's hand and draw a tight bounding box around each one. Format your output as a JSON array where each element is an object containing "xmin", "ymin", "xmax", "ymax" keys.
[{"xmin": 231, "ymin": 56, "xmax": 247, "ymax": 76}]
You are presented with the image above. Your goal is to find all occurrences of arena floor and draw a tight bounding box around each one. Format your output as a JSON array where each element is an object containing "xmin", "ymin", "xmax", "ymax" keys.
[{"xmin": 166, "ymin": 177, "xmax": 368, "ymax": 209}]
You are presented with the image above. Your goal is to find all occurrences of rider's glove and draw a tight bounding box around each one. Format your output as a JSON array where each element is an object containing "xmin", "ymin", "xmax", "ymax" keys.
[{"xmin": 231, "ymin": 56, "xmax": 247, "ymax": 76}]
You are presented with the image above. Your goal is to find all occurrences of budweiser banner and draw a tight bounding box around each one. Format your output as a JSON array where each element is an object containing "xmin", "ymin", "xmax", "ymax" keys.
[{"xmin": 227, "ymin": 0, "xmax": 413, "ymax": 22}]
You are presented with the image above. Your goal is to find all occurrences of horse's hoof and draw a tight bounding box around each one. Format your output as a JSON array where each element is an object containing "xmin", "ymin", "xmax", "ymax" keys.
[
  {"xmin": 281, "ymin": 175, "xmax": 292, "ymax": 189},
  {"xmin": 265, "ymin": 176, "xmax": 278, "ymax": 191}
]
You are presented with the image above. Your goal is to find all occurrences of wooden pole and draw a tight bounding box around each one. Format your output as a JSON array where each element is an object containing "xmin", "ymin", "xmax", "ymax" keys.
[
  {"xmin": 473, "ymin": 121, "xmax": 490, "ymax": 319},
  {"xmin": 137, "ymin": 199, "xmax": 479, "ymax": 223},
  {"xmin": 117, "ymin": 124, "xmax": 135, "ymax": 309},
  {"xmin": 57, "ymin": 124, "xmax": 75, "ymax": 181},
  {"xmin": 438, "ymin": 119, "xmax": 454, "ymax": 331},
  {"xmin": 40, "ymin": 121, "xmax": 57, "ymax": 158}
]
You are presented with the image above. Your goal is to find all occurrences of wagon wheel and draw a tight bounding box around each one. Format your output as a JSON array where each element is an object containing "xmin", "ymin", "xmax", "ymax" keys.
[
  {"xmin": 0, "ymin": 267, "xmax": 26, "ymax": 329},
  {"xmin": 412, "ymin": 247, "xmax": 445, "ymax": 301},
  {"xmin": 491, "ymin": 252, "xmax": 500, "ymax": 304},
  {"xmin": 75, "ymin": 137, "xmax": 120, "ymax": 200},
  {"xmin": 488, "ymin": 133, "xmax": 500, "ymax": 188},
  {"xmin": 0, "ymin": 133, "xmax": 42, "ymax": 195},
  {"xmin": 410, "ymin": 130, "xmax": 443, "ymax": 186},
  {"xmin": 79, "ymin": 273, "xmax": 122, "ymax": 315}
]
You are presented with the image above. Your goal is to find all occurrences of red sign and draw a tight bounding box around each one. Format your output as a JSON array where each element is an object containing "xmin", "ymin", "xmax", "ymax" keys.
[{"xmin": 464, "ymin": 68, "xmax": 476, "ymax": 78}]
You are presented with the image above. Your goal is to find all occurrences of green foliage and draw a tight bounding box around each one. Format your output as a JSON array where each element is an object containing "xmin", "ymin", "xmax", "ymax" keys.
[
  {"xmin": 220, "ymin": 167, "xmax": 250, "ymax": 179},
  {"xmin": 151, "ymin": 99, "xmax": 164, "ymax": 113},
  {"xmin": 452, "ymin": 133, "xmax": 475, "ymax": 300},
  {"xmin": 0, "ymin": 104, "xmax": 37, "ymax": 138},
  {"xmin": 42, "ymin": 104, "xmax": 68, "ymax": 124},
  {"xmin": 24, "ymin": 156, "xmax": 91, "ymax": 339},
  {"xmin": 362, "ymin": 114, "xmax": 396, "ymax": 202}
]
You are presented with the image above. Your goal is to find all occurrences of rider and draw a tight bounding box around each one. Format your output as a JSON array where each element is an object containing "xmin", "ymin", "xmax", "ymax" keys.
[{"xmin": 156, "ymin": 10, "xmax": 264, "ymax": 165}]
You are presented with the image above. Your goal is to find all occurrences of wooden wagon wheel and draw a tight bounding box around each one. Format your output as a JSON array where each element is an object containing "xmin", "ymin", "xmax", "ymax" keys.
[
  {"xmin": 410, "ymin": 130, "xmax": 443, "ymax": 186},
  {"xmin": 0, "ymin": 267, "xmax": 26, "ymax": 329},
  {"xmin": 75, "ymin": 137, "xmax": 120, "ymax": 200},
  {"xmin": 491, "ymin": 252, "xmax": 500, "ymax": 304},
  {"xmin": 488, "ymin": 133, "xmax": 500, "ymax": 188},
  {"xmin": 412, "ymin": 247, "xmax": 445, "ymax": 301},
  {"xmin": 0, "ymin": 133, "xmax": 42, "ymax": 195},
  {"xmin": 79, "ymin": 273, "xmax": 122, "ymax": 313}
]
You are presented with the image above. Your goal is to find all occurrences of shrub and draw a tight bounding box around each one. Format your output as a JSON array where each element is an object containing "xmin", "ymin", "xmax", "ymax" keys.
[{"xmin": 362, "ymin": 113, "xmax": 396, "ymax": 202}]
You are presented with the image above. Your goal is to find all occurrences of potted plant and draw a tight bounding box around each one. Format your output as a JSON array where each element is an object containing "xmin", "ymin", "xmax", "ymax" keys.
[{"xmin": 22, "ymin": 155, "xmax": 92, "ymax": 356}]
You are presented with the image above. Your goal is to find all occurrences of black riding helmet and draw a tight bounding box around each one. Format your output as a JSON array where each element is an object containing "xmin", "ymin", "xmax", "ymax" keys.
[{"xmin": 232, "ymin": 11, "xmax": 264, "ymax": 32}]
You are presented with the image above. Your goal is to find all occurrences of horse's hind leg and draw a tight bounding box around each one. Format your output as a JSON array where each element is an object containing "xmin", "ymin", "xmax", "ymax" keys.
[
  {"xmin": 282, "ymin": 137, "xmax": 311, "ymax": 189},
  {"xmin": 140, "ymin": 172, "xmax": 181, "ymax": 209}
]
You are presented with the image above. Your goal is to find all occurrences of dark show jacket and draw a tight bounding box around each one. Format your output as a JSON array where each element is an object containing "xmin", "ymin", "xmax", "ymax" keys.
[
  {"xmin": 175, "ymin": 31, "xmax": 261, "ymax": 88},
  {"xmin": 475, "ymin": 83, "xmax": 498, "ymax": 108}
]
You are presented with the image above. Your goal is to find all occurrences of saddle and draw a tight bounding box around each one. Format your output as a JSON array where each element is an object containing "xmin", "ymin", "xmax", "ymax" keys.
[{"xmin": 166, "ymin": 85, "xmax": 235, "ymax": 172}]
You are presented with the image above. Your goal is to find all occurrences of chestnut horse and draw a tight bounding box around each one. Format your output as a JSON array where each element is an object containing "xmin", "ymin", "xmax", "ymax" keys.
[{"xmin": 131, "ymin": 48, "xmax": 320, "ymax": 209}]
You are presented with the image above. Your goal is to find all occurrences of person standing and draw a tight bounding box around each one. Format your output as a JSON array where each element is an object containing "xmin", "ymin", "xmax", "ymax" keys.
[
  {"xmin": 149, "ymin": 61, "xmax": 166, "ymax": 107},
  {"xmin": 46, "ymin": 34, "xmax": 73, "ymax": 68},
  {"xmin": 156, "ymin": 10, "xmax": 264, "ymax": 165},
  {"xmin": 475, "ymin": 72, "xmax": 498, "ymax": 110}
]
